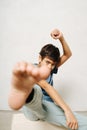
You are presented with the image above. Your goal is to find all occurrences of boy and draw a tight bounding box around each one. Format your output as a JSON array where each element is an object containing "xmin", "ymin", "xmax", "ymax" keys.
[{"xmin": 8, "ymin": 29, "xmax": 87, "ymax": 130}]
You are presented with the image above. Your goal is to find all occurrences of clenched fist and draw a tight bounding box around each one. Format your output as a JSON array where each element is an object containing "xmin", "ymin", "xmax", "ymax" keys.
[{"xmin": 50, "ymin": 29, "xmax": 63, "ymax": 40}]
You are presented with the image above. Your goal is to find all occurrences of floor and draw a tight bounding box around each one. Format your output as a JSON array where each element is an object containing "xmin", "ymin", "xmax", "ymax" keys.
[
  {"xmin": 0, "ymin": 110, "xmax": 21, "ymax": 130},
  {"xmin": 0, "ymin": 111, "xmax": 87, "ymax": 130}
]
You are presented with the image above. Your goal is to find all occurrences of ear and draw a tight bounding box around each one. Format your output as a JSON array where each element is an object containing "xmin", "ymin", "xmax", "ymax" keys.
[{"xmin": 38, "ymin": 55, "xmax": 42, "ymax": 63}]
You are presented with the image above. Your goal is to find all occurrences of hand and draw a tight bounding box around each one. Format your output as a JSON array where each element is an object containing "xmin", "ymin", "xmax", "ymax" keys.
[
  {"xmin": 65, "ymin": 110, "xmax": 78, "ymax": 130},
  {"xmin": 50, "ymin": 29, "xmax": 63, "ymax": 40}
]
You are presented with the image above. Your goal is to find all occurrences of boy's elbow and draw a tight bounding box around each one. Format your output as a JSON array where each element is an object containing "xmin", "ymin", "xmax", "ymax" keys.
[
  {"xmin": 69, "ymin": 52, "xmax": 72, "ymax": 58},
  {"xmin": 67, "ymin": 51, "xmax": 72, "ymax": 58}
]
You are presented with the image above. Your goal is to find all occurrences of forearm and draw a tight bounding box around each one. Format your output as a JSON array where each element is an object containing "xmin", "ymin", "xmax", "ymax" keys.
[
  {"xmin": 57, "ymin": 35, "xmax": 72, "ymax": 67},
  {"xmin": 47, "ymin": 85, "xmax": 71, "ymax": 112},
  {"xmin": 59, "ymin": 35, "xmax": 72, "ymax": 58},
  {"xmin": 37, "ymin": 80, "xmax": 71, "ymax": 113},
  {"xmin": 37, "ymin": 80, "xmax": 78, "ymax": 130}
]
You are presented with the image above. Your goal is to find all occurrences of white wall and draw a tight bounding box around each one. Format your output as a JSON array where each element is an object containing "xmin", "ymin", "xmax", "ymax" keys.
[{"xmin": 0, "ymin": 0, "xmax": 87, "ymax": 111}]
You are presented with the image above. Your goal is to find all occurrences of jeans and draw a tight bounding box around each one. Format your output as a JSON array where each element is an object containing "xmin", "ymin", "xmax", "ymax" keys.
[{"xmin": 23, "ymin": 85, "xmax": 87, "ymax": 130}]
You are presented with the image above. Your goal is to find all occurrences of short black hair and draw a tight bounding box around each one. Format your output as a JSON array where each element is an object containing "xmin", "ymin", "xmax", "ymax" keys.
[{"xmin": 39, "ymin": 44, "xmax": 60, "ymax": 63}]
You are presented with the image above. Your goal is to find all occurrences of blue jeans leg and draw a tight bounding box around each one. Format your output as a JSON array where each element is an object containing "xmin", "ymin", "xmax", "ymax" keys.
[
  {"xmin": 23, "ymin": 85, "xmax": 87, "ymax": 130},
  {"xmin": 42, "ymin": 100, "xmax": 87, "ymax": 130}
]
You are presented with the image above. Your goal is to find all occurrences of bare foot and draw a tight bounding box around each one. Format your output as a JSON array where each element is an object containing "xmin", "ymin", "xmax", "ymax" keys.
[
  {"xmin": 13, "ymin": 62, "xmax": 51, "ymax": 82},
  {"xmin": 8, "ymin": 62, "xmax": 51, "ymax": 110},
  {"xmin": 12, "ymin": 61, "xmax": 51, "ymax": 91}
]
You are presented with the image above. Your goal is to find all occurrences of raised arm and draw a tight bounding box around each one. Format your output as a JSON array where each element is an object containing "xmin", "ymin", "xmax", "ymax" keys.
[
  {"xmin": 37, "ymin": 80, "xmax": 78, "ymax": 130},
  {"xmin": 50, "ymin": 29, "xmax": 72, "ymax": 67}
]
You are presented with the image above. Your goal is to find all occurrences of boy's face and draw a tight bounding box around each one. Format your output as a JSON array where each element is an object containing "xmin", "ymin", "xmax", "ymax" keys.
[{"xmin": 39, "ymin": 56, "xmax": 57, "ymax": 71}]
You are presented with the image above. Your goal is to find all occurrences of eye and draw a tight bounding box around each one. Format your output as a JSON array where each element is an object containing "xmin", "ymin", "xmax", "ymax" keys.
[{"xmin": 46, "ymin": 61, "xmax": 50, "ymax": 64}]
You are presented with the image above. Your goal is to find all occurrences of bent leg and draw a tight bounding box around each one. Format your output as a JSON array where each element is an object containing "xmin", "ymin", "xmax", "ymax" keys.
[
  {"xmin": 23, "ymin": 85, "xmax": 46, "ymax": 120},
  {"xmin": 42, "ymin": 100, "xmax": 87, "ymax": 130}
]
